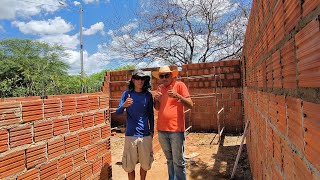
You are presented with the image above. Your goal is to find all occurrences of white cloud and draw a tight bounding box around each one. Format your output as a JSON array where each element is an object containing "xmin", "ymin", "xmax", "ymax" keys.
[
  {"xmin": 73, "ymin": 1, "xmax": 81, "ymax": 6},
  {"xmin": 0, "ymin": 0, "xmax": 63, "ymax": 20},
  {"xmin": 38, "ymin": 34, "xmax": 79, "ymax": 50},
  {"xmin": 83, "ymin": 22, "xmax": 105, "ymax": 36},
  {"xmin": 12, "ymin": 17, "xmax": 73, "ymax": 35},
  {"xmin": 136, "ymin": 61, "xmax": 165, "ymax": 69},
  {"xmin": 63, "ymin": 49, "xmax": 79, "ymax": 65},
  {"xmin": 11, "ymin": 16, "xmax": 79, "ymax": 51},
  {"xmin": 85, "ymin": 51, "xmax": 110, "ymax": 74},
  {"xmin": 120, "ymin": 21, "xmax": 138, "ymax": 33},
  {"xmin": 83, "ymin": 0, "xmax": 99, "ymax": 4},
  {"xmin": 107, "ymin": 30, "xmax": 115, "ymax": 37},
  {"xmin": 97, "ymin": 43, "xmax": 124, "ymax": 61},
  {"xmin": 63, "ymin": 48, "xmax": 110, "ymax": 75},
  {"xmin": 0, "ymin": 25, "xmax": 5, "ymax": 33}
]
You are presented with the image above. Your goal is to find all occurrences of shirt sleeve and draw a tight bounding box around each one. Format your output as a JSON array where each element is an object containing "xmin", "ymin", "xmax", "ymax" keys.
[
  {"xmin": 178, "ymin": 82, "xmax": 190, "ymax": 98},
  {"xmin": 116, "ymin": 91, "xmax": 127, "ymax": 115},
  {"xmin": 148, "ymin": 93, "xmax": 154, "ymax": 132}
]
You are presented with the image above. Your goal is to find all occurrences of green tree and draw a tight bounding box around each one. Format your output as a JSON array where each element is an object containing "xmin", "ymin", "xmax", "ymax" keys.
[
  {"xmin": 112, "ymin": 64, "xmax": 135, "ymax": 71},
  {"xmin": 85, "ymin": 64, "xmax": 136, "ymax": 93},
  {"xmin": 0, "ymin": 39, "xmax": 69, "ymax": 97},
  {"xmin": 86, "ymin": 71, "xmax": 106, "ymax": 93}
]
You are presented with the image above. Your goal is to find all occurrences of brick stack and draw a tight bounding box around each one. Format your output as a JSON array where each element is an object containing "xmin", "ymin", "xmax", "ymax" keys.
[
  {"xmin": 180, "ymin": 60, "xmax": 243, "ymax": 133},
  {"xmin": 243, "ymin": 0, "xmax": 320, "ymax": 179},
  {"xmin": 0, "ymin": 93, "xmax": 112, "ymax": 180},
  {"xmin": 0, "ymin": 96, "xmax": 41, "ymax": 102}
]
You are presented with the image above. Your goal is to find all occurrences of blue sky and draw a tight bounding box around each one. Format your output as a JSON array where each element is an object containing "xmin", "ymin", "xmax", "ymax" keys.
[
  {"xmin": 0, "ymin": 0, "xmax": 252, "ymax": 75},
  {"xmin": 0, "ymin": 0, "xmax": 142, "ymax": 75}
]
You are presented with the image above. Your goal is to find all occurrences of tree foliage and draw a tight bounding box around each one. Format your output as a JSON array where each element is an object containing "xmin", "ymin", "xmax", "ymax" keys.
[
  {"xmin": 0, "ymin": 39, "xmax": 136, "ymax": 98},
  {"xmin": 110, "ymin": 0, "xmax": 250, "ymax": 67},
  {"xmin": 0, "ymin": 39, "xmax": 69, "ymax": 97}
]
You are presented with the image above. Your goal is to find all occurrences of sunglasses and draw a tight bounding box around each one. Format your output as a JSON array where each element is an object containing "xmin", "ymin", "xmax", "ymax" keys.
[
  {"xmin": 133, "ymin": 76, "xmax": 146, "ymax": 81},
  {"xmin": 159, "ymin": 74, "xmax": 171, "ymax": 79}
]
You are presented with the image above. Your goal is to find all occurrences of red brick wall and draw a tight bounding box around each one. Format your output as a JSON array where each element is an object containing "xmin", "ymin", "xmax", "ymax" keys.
[
  {"xmin": 181, "ymin": 61, "xmax": 243, "ymax": 133},
  {"xmin": 0, "ymin": 92, "xmax": 112, "ymax": 180},
  {"xmin": 105, "ymin": 61, "xmax": 243, "ymax": 134},
  {"xmin": 243, "ymin": 0, "xmax": 320, "ymax": 179}
]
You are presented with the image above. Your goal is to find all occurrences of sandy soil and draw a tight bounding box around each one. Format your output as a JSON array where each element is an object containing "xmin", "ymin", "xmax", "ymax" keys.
[{"xmin": 111, "ymin": 133, "xmax": 251, "ymax": 180}]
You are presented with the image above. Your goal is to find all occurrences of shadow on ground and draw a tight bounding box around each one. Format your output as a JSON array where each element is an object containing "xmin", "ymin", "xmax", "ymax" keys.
[{"xmin": 187, "ymin": 136, "xmax": 251, "ymax": 180}]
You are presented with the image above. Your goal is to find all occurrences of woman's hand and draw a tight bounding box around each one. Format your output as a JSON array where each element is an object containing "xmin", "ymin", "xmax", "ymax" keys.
[{"xmin": 123, "ymin": 94, "xmax": 133, "ymax": 108}]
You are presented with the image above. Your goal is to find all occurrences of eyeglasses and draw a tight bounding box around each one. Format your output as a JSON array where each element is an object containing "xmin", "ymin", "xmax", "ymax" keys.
[
  {"xmin": 133, "ymin": 76, "xmax": 146, "ymax": 81},
  {"xmin": 159, "ymin": 74, "xmax": 171, "ymax": 79}
]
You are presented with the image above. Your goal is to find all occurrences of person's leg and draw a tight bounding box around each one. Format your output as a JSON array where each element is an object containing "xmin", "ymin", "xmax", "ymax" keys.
[
  {"xmin": 138, "ymin": 136, "xmax": 153, "ymax": 180},
  {"xmin": 170, "ymin": 132, "xmax": 186, "ymax": 180},
  {"xmin": 128, "ymin": 171, "xmax": 135, "ymax": 180},
  {"xmin": 158, "ymin": 131, "xmax": 174, "ymax": 180},
  {"xmin": 140, "ymin": 167, "xmax": 147, "ymax": 180},
  {"xmin": 122, "ymin": 136, "xmax": 138, "ymax": 177}
]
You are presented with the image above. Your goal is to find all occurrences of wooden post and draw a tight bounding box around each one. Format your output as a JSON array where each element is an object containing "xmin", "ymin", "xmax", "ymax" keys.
[{"xmin": 230, "ymin": 120, "xmax": 250, "ymax": 179}]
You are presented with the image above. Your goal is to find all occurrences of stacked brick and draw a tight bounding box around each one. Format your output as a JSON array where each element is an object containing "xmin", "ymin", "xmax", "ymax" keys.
[
  {"xmin": 180, "ymin": 60, "xmax": 243, "ymax": 133},
  {"xmin": 243, "ymin": 0, "xmax": 320, "ymax": 179},
  {"xmin": 0, "ymin": 92, "xmax": 112, "ymax": 180},
  {"xmin": 0, "ymin": 96, "xmax": 41, "ymax": 102}
]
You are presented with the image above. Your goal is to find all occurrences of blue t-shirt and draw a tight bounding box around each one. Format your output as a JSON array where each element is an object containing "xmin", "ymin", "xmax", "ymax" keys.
[{"xmin": 116, "ymin": 90, "xmax": 154, "ymax": 137}]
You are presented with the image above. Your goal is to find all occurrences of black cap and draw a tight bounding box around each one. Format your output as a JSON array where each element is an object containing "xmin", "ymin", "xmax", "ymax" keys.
[{"xmin": 132, "ymin": 70, "xmax": 149, "ymax": 77}]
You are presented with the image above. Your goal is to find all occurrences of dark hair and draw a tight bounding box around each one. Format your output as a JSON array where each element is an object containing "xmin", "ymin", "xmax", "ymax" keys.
[{"xmin": 128, "ymin": 77, "xmax": 151, "ymax": 92}]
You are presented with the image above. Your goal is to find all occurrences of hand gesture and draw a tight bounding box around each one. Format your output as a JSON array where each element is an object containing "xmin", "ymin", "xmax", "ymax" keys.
[
  {"xmin": 153, "ymin": 87, "xmax": 162, "ymax": 102},
  {"xmin": 123, "ymin": 94, "xmax": 133, "ymax": 108},
  {"xmin": 168, "ymin": 85, "xmax": 178, "ymax": 98}
]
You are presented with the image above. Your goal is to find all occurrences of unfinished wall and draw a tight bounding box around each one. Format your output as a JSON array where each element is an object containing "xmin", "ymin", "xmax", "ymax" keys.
[
  {"xmin": 0, "ymin": 93, "xmax": 112, "ymax": 180},
  {"xmin": 181, "ymin": 61, "xmax": 243, "ymax": 133},
  {"xmin": 104, "ymin": 60, "xmax": 243, "ymax": 135},
  {"xmin": 243, "ymin": 0, "xmax": 320, "ymax": 179}
]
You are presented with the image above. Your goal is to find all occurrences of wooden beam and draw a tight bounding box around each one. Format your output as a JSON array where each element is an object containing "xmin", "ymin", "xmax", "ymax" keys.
[{"xmin": 230, "ymin": 121, "xmax": 250, "ymax": 179}]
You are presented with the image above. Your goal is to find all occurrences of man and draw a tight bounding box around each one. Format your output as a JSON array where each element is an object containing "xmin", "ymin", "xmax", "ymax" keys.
[
  {"xmin": 152, "ymin": 66, "xmax": 193, "ymax": 180},
  {"xmin": 116, "ymin": 70, "xmax": 154, "ymax": 180}
]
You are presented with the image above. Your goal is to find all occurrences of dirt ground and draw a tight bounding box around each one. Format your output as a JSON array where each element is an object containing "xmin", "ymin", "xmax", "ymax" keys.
[{"xmin": 111, "ymin": 133, "xmax": 251, "ymax": 180}]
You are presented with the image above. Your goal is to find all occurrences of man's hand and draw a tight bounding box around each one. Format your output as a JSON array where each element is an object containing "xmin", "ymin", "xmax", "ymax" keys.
[
  {"xmin": 153, "ymin": 89, "xmax": 162, "ymax": 102},
  {"xmin": 168, "ymin": 85, "xmax": 179, "ymax": 98},
  {"xmin": 123, "ymin": 94, "xmax": 133, "ymax": 108}
]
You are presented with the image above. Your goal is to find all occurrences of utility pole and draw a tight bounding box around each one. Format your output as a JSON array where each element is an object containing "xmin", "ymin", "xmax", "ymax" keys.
[
  {"xmin": 59, "ymin": 1, "xmax": 85, "ymax": 93},
  {"xmin": 79, "ymin": 4, "xmax": 85, "ymax": 93}
]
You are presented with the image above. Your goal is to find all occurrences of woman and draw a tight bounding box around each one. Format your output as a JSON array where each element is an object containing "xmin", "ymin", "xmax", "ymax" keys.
[{"xmin": 116, "ymin": 69, "xmax": 154, "ymax": 180}]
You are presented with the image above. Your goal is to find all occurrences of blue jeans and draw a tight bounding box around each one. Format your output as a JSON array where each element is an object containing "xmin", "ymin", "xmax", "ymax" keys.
[{"xmin": 158, "ymin": 131, "xmax": 186, "ymax": 180}]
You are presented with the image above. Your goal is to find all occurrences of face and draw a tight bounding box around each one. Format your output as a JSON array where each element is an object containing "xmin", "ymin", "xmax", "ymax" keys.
[
  {"xmin": 159, "ymin": 73, "xmax": 173, "ymax": 86},
  {"xmin": 132, "ymin": 76, "xmax": 146, "ymax": 90}
]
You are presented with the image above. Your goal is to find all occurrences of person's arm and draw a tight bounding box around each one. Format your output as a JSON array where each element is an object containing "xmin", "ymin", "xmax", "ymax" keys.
[
  {"xmin": 153, "ymin": 88, "xmax": 162, "ymax": 110},
  {"xmin": 116, "ymin": 91, "xmax": 133, "ymax": 114},
  {"xmin": 148, "ymin": 93, "xmax": 155, "ymax": 137},
  {"xmin": 154, "ymin": 98, "xmax": 160, "ymax": 110},
  {"xmin": 176, "ymin": 94, "xmax": 193, "ymax": 108},
  {"xmin": 168, "ymin": 82, "xmax": 193, "ymax": 108}
]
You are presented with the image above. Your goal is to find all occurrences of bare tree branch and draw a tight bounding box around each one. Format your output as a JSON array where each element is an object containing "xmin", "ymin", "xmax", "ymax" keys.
[{"xmin": 108, "ymin": 0, "xmax": 251, "ymax": 66}]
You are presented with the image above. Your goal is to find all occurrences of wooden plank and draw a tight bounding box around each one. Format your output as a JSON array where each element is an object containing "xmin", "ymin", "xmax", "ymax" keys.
[{"xmin": 231, "ymin": 121, "xmax": 250, "ymax": 179}]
